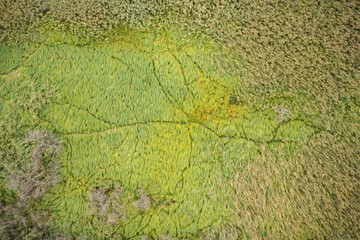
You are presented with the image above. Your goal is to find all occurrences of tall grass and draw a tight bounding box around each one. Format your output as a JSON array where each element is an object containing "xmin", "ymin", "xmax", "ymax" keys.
[{"xmin": 0, "ymin": 0, "xmax": 359, "ymax": 239}]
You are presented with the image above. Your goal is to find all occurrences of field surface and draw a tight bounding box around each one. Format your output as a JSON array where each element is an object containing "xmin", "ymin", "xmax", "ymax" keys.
[{"xmin": 0, "ymin": 1, "xmax": 359, "ymax": 239}]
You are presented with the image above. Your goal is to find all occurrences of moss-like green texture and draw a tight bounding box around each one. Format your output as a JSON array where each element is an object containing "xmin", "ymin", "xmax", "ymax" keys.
[{"xmin": 0, "ymin": 28, "xmax": 348, "ymax": 239}]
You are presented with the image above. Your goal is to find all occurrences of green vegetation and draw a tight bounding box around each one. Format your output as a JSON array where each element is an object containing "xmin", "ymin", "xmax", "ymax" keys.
[{"xmin": 1, "ymin": 0, "xmax": 359, "ymax": 239}]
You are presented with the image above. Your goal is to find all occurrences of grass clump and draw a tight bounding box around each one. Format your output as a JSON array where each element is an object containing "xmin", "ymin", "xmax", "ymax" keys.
[
  {"xmin": 88, "ymin": 185, "xmax": 124, "ymax": 225},
  {"xmin": 132, "ymin": 191, "xmax": 151, "ymax": 212},
  {"xmin": 0, "ymin": 125, "xmax": 62, "ymax": 239}
]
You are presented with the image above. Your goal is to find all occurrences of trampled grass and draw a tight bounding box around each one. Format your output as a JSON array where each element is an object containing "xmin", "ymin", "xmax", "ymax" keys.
[{"xmin": 0, "ymin": 1, "xmax": 359, "ymax": 239}]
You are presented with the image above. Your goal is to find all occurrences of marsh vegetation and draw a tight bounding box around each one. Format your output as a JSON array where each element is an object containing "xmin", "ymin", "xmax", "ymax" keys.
[{"xmin": 0, "ymin": 0, "xmax": 359, "ymax": 239}]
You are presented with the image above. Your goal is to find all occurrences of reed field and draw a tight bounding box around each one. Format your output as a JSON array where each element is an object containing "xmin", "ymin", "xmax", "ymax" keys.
[{"xmin": 0, "ymin": 1, "xmax": 359, "ymax": 239}]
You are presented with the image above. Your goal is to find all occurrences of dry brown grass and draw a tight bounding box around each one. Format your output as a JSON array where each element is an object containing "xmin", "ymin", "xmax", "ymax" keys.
[
  {"xmin": 199, "ymin": 225, "xmax": 239, "ymax": 240},
  {"xmin": 0, "ymin": 0, "xmax": 168, "ymax": 43},
  {"xmin": 0, "ymin": 129, "xmax": 62, "ymax": 239},
  {"xmin": 6, "ymin": 130, "xmax": 61, "ymax": 201},
  {"xmin": 88, "ymin": 185, "xmax": 124, "ymax": 225},
  {"xmin": 132, "ymin": 190, "xmax": 151, "ymax": 211},
  {"xmin": 229, "ymin": 132, "xmax": 359, "ymax": 239}
]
